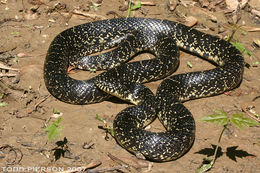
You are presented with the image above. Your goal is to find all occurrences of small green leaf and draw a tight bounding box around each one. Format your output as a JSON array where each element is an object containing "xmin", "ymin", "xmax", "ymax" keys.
[
  {"xmin": 187, "ymin": 61, "xmax": 193, "ymax": 68},
  {"xmin": 252, "ymin": 61, "xmax": 259, "ymax": 67},
  {"xmin": 45, "ymin": 117, "xmax": 62, "ymax": 141},
  {"xmin": 89, "ymin": 68, "xmax": 97, "ymax": 73},
  {"xmin": 53, "ymin": 108, "xmax": 60, "ymax": 114},
  {"xmin": 91, "ymin": 0, "xmax": 101, "ymax": 11},
  {"xmin": 108, "ymin": 128, "xmax": 114, "ymax": 137},
  {"xmin": 241, "ymin": 30, "xmax": 247, "ymax": 35},
  {"xmin": 246, "ymin": 50, "xmax": 252, "ymax": 57},
  {"xmin": 13, "ymin": 55, "xmax": 18, "ymax": 63},
  {"xmin": 200, "ymin": 109, "xmax": 229, "ymax": 126},
  {"xmin": 231, "ymin": 113, "xmax": 260, "ymax": 129},
  {"xmin": 131, "ymin": 1, "xmax": 141, "ymax": 10},
  {"xmin": 0, "ymin": 102, "xmax": 8, "ymax": 107},
  {"xmin": 231, "ymin": 42, "xmax": 244, "ymax": 53},
  {"xmin": 231, "ymin": 41, "xmax": 252, "ymax": 57},
  {"xmin": 96, "ymin": 114, "xmax": 106, "ymax": 123},
  {"xmin": 11, "ymin": 31, "xmax": 21, "ymax": 35},
  {"xmin": 197, "ymin": 158, "xmax": 213, "ymax": 173},
  {"xmin": 26, "ymin": 25, "xmax": 33, "ymax": 29}
]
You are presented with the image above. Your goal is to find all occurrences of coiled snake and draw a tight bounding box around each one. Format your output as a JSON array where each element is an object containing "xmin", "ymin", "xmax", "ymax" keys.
[{"xmin": 44, "ymin": 18, "xmax": 244, "ymax": 162}]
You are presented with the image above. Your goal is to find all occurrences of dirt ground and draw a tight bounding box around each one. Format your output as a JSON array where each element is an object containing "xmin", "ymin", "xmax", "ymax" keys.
[{"xmin": 0, "ymin": 0, "xmax": 260, "ymax": 172}]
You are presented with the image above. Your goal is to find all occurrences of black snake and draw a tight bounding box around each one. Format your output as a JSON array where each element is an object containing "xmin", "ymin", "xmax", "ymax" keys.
[{"xmin": 44, "ymin": 17, "xmax": 244, "ymax": 162}]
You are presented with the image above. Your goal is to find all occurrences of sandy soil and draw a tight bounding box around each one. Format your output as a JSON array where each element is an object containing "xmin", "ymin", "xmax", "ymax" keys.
[{"xmin": 0, "ymin": 0, "xmax": 260, "ymax": 172}]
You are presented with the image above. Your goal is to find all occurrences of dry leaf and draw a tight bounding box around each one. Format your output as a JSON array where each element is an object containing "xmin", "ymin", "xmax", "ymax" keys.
[
  {"xmin": 198, "ymin": 0, "xmax": 209, "ymax": 8},
  {"xmin": 240, "ymin": 0, "xmax": 248, "ymax": 9},
  {"xmin": 225, "ymin": 0, "xmax": 239, "ymax": 11},
  {"xmin": 180, "ymin": 0, "xmax": 196, "ymax": 7},
  {"xmin": 251, "ymin": 9, "xmax": 260, "ymax": 17},
  {"xmin": 185, "ymin": 16, "xmax": 198, "ymax": 27},
  {"xmin": 168, "ymin": 0, "xmax": 178, "ymax": 11},
  {"xmin": 24, "ymin": 10, "xmax": 39, "ymax": 20}
]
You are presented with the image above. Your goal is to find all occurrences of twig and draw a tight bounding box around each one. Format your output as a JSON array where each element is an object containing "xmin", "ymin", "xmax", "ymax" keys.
[
  {"xmin": 107, "ymin": 153, "xmax": 131, "ymax": 169},
  {"xmin": 107, "ymin": 152, "xmax": 148, "ymax": 172},
  {"xmin": 241, "ymin": 104, "xmax": 260, "ymax": 122},
  {"xmin": 72, "ymin": 9, "xmax": 107, "ymax": 20},
  {"xmin": 0, "ymin": 144, "xmax": 23, "ymax": 165},
  {"xmin": 0, "ymin": 62, "xmax": 19, "ymax": 71},
  {"xmin": 0, "ymin": 73, "xmax": 18, "ymax": 77},
  {"xmin": 28, "ymin": 94, "xmax": 51, "ymax": 114},
  {"xmin": 211, "ymin": 124, "xmax": 227, "ymax": 164},
  {"xmin": 133, "ymin": 1, "xmax": 156, "ymax": 6}
]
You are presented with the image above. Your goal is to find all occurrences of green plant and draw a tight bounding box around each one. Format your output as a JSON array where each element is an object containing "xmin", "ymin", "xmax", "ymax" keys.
[
  {"xmin": 90, "ymin": 0, "xmax": 101, "ymax": 11},
  {"xmin": 230, "ymin": 41, "xmax": 252, "ymax": 57},
  {"xmin": 45, "ymin": 117, "xmax": 63, "ymax": 141},
  {"xmin": 127, "ymin": 0, "xmax": 142, "ymax": 17},
  {"xmin": 0, "ymin": 102, "xmax": 8, "ymax": 107},
  {"xmin": 197, "ymin": 109, "xmax": 260, "ymax": 173},
  {"xmin": 96, "ymin": 114, "xmax": 114, "ymax": 137},
  {"xmin": 225, "ymin": 25, "xmax": 259, "ymax": 67},
  {"xmin": 186, "ymin": 61, "xmax": 193, "ymax": 68}
]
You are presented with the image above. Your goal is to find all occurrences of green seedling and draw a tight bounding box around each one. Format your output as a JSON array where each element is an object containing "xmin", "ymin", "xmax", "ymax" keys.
[
  {"xmin": 186, "ymin": 61, "xmax": 193, "ymax": 68},
  {"xmin": 252, "ymin": 61, "xmax": 259, "ymax": 67},
  {"xmin": 11, "ymin": 31, "xmax": 21, "ymax": 35},
  {"xmin": 131, "ymin": 1, "xmax": 142, "ymax": 10},
  {"xmin": 127, "ymin": 0, "xmax": 142, "ymax": 17},
  {"xmin": 13, "ymin": 55, "xmax": 18, "ymax": 63},
  {"xmin": 96, "ymin": 114, "xmax": 114, "ymax": 137},
  {"xmin": 0, "ymin": 102, "xmax": 8, "ymax": 107},
  {"xmin": 45, "ymin": 117, "xmax": 63, "ymax": 141},
  {"xmin": 89, "ymin": 68, "xmax": 97, "ymax": 73},
  {"xmin": 91, "ymin": 0, "xmax": 101, "ymax": 11},
  {"xmin": 197, "ymin": 109, "xmax": 259, "ymax": 172},
  {"xmin": 230, "ymin": 41, "xmax": 252, "ymax": 57},
  {"xmin": 53, "ymin": 108, "xmax": 61, "ymax": 114}
]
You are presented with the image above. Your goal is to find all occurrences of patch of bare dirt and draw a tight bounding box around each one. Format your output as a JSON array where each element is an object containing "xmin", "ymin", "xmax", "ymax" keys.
[{"xmin": 0, "ymin": 0, "xmax": 260, "ymax": 172}]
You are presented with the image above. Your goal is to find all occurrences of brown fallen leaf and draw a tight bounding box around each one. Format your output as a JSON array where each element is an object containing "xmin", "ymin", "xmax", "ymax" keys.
[
  {"xmin": 168, "ymin": 0, "xmax": 178, "ymax": 11},
  {"xmin": 225, "ymin": 0, "xmax": 239, "ymax": 11},
  {"xmin": 251, "ymin": 9, "xmax": 260, "ymax": 17},
  {"xmin": 1, "ymin": 0, "xmax": 7, "ymax": 4},
  {"xmin": 198, "ymin": 0, "xmax": 210, "ymax": 8},
  {"xmin": 240, "ymin": 0, "xmax": 248, "ymax": 9},
  {"xmin": 184, "ymin": 16, "xmax": 198, "ymax": 27},
  {"xmin": 190, "ymin": 6, "xmax": 217, "ymax": 23},
  {"xmin": 180, "ymin": 0, "xmax": 196, "ymax": 7}
]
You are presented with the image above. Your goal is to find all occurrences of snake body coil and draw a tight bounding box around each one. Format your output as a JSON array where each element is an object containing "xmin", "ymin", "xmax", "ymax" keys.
[{"xmin": 44, "ymin": 18, "xmax": 244, "ymax": 161}]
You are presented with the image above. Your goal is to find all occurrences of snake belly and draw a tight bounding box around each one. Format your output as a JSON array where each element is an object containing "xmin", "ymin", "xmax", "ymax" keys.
[{"xmin": 44, "ymin": 17, "xmax": 244, "ymax": 162}]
